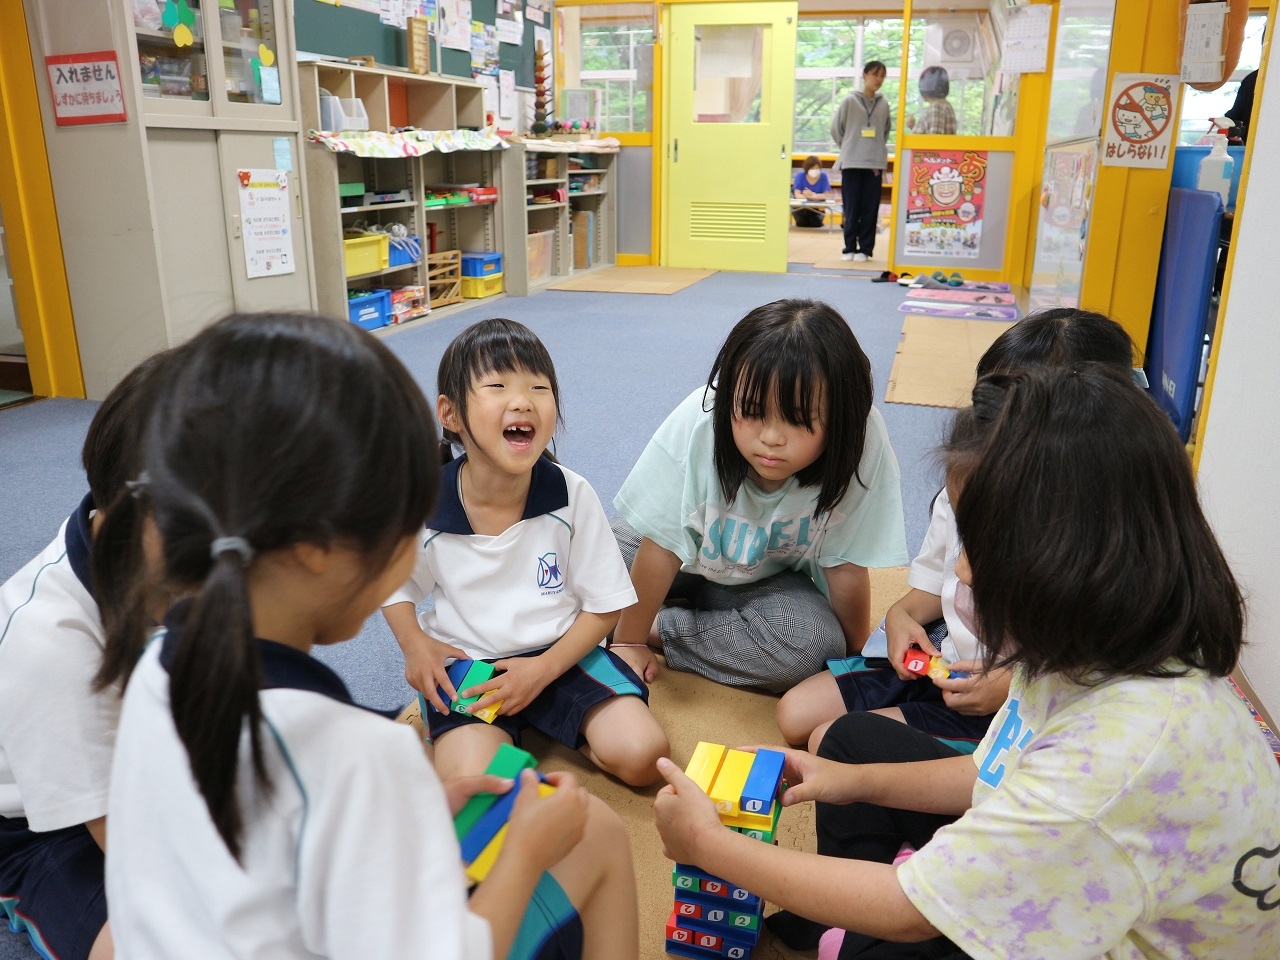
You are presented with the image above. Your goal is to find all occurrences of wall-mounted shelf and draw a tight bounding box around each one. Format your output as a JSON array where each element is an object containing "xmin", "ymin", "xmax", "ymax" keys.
[{"xmin": 341, "ymin": 201, "xmax": 417, "ymax": 213}]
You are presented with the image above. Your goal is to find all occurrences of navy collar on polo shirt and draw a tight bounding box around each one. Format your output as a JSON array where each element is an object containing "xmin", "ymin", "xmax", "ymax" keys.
[
  {"xmin": 430, "ymin": 454, "xmax": 569, "ymax": 536},
  {"xmin": 65, "ymin": 492, "xmax": 95, "ymax": 595},
  {"xmin": 159, "ymin": 601, "xmax": 355, "ymax": 707}
]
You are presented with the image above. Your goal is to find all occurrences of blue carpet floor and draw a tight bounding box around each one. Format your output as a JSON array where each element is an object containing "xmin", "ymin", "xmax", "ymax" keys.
[{"xmin": 0, "ymin": 271, "xmax": 950, "ymax": 960}]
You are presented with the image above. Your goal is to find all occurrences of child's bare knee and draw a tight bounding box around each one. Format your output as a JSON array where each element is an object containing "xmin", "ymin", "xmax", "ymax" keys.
[{"xmin": 776, "ymin": 691, "xmax": 811, "ymax": 747}]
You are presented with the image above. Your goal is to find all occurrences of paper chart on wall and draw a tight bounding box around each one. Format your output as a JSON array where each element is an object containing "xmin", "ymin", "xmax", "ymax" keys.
[
  {"xmin": 438, "ymin": 0, "xmax": 472, "ymax": 51},
  {"xmin": 499, "ymin": 68, "xmax": 516, "ymax": 120},
  {"xmin": 237, "ymin": 169, "xmax": 296, "ymax": 279},
  {"xmin": 526, "ymin": 0, "xmax": 549, "ymax": 25},
  {"xmin": 1001, "ymin": 4, "xmax": 1051, "ymax": 73},
  {"xmin": 496, "ymin": 10, "xmax": 523, "ymax": 46}
]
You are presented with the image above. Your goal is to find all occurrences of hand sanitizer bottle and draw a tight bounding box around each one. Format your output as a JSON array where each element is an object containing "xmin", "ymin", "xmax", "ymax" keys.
[{"xmin": 1197, "ymin": 134, "xmax": 1234, "ymax": 208}]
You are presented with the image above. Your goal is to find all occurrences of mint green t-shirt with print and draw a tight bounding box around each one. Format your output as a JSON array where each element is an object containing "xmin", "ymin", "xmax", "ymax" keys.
[
  {"xmin": 898, "ymin": 667, "xmax": 1280, "ymax": 959},
  {"xmin": 614, "ymin": 387, "xmax": 909, "ymax": 597}
]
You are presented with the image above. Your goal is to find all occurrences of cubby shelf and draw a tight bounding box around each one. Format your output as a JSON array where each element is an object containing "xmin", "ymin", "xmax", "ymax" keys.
[{"xmin": 341, "ymin": 201, "xmax": 417, "ymax": 213}]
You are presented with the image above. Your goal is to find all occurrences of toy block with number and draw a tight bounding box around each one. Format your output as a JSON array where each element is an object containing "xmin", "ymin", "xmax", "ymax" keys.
[
  {"xmin": 666, "ymin": 911, "xmax": 754, "ymax": 958},
  {"xmin": 926, "ymin": 656, "xmax": 952, "ymax": 680},
  {"xmin": 464, "ymin": 781, "xmax": 555, "ymax": 883},
  {"xmin": 708, "ymin": 749, "xmax": 755, "ymax": 816},
  {"xmin": 685, "ymin": 741, "xmax": 727, "ymax": 793},
  {"xmin": 731, "ymin": 798, "xmax": 782, "ymax": 843},
  {"xmin": 672, "ymin": 865, "xmax": 761, "ymax": 909},
  {"xmin": 453, "ymin": 742, "xmax": 537, "ymax": 840},
  {"xmin": 739, "ymin": 749, "xmax": 785, "ymax": 816},
  {"xmin": 453, "ymin": 659, "xmax": 505, "ymax": 722},
  {"xmin": 673, "ymin": 896, "xmax": 761, "ymax": 942},
  {"xmin": 903, "ymin": 647, "xmax": 930, "ymax": 676},
  {"xmin": 666, "ymin": 940, "xmax": 751, "ymax": 960}
]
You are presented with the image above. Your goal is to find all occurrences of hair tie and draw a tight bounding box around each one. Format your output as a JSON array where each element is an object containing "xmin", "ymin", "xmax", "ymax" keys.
[
  {"xmin": 210, "ymin": 537, "xmax": 255, "ymax": 564},
  {"xmin": 125, "ymin": 471, "xmax": 150, "ymax": 499}
]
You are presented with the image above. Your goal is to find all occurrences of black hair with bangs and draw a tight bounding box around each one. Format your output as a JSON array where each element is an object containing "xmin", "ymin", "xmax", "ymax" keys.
[
  {"xmin": 436, "ymin": 318, "xmax": 563, "ymax": 454},
  {"xmin": 976, "ymin": 307, "xmax": 1134, "ymax": 378},
  {"xmin": 707, "ymin": 299, "xmax": 872, "ymax": 516},
  {"xmin": 951, "ymin": 364, "xmax": 1243, "ymax": 683}
]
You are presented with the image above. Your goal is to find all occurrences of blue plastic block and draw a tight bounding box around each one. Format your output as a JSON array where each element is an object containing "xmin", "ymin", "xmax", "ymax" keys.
[
  {"xmin": 673, "ymin": 894, "xmax": 761, "ymax": 944},
  {"xmin": 433, "ymin": 659, "xmax": 474, "ymax": 715},
  {"xmin": 459, "ymin": 771, "xmax": 526, "ymax": 864},
  {"xmin": 739, "ymin": 749, "xmax": 785, "ymax": 816}
]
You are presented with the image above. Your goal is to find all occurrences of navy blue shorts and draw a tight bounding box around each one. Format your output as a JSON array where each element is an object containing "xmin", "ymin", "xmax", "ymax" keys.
[
  {"xmin": 423, "ymin": 646, "xmax": 648, "ymax": 748},
  {"xmin": 827, "ymin": 622, "xmax": 992, "ymax": 753},
  {"xmin": 0, "ymin": 816, "xmax": 106, "ymax": 960}
]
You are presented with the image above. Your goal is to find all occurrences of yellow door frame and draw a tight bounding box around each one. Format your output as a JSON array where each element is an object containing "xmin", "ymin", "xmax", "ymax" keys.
[{"xmin": 0, "ymin": 0, "xmax": 84, "ymax": 398}]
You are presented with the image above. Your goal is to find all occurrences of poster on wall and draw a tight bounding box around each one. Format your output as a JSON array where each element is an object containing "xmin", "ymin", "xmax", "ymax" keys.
[
  {"xmin": 471, "ymin": 21, "xmax": 499, "ymax": 76},
  {"xmin": 1102, "ymin": 73, "xmax": 1176, "ymax": 168},
  {"xmin": 438, "ymin": 0, "xmax": 472, "ymax": 51},
  {"xmin": 526, "ymin": 0, "xmax": 549, "ymax": 25},
  {"xmin": 45, "ymin": 52, "xmax": 127, "ymax": 126},
  {"xmin": 236, "ymin": 169, "xmax": 296, "ymax": 279},
  {"xmin": 905, "ymin": 151, "xmax": 988, "ymax": 259},
  {"xmin": 496, "ymin": 9, "xmax": 524, "ymax": 46}
]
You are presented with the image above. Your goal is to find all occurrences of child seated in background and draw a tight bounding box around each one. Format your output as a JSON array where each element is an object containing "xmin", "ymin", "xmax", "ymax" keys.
[
  {"xmin": 0, "ymin": 353, "xmax": 167, "ymax": 960},
  {"xmin": 102, "ymin": 313, "xmax": 640, "ymax": 960},
  {"xmin": 383, "ymin": 318, "xmax": 668, "ymax": 787},
  {"xmin": 776, "ymin": 308, "xmax": 1139, "ymax": 755}
]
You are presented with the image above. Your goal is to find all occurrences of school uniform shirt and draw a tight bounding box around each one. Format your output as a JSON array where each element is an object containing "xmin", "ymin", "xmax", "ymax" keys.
[
  {"xmin": 0, "ymin": 494, "xmax": 119, "ymax": 832},
  {"xmin": 388, "ymin": 456, "xmax": 637, "ymax": 660},
  {"xmin": 107, "ymin": 626, "xmax": 492, "ymax": 960},
  {"xmin": 905, "ymin": 489, "xmax": 981, "ymax": 664},
  {"xmin": 614, "ymin": 387, "xmax": 908, "ymax": 597},
  {"xmin": 897, "ymin": 667, "xmax": 1280, "ymax": 959}
]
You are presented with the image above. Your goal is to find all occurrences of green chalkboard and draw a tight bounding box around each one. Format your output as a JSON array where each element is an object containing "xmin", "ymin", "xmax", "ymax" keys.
[{"xmin": 294, "ymin": 0, "xmax": 537, "ymax": 86}]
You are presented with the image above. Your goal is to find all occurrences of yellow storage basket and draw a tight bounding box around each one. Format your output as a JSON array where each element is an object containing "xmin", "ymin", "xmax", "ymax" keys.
[
  {"xmin": 344, "ymin": 233, "xmax": 390, "ymax": 278},
  {"xmin": 461, "ymin": 272, "xmax": 504, "ymax": 299}
]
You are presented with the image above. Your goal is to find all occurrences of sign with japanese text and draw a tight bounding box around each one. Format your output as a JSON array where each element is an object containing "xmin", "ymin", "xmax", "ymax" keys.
[
  {"xmin": 236, "ymin": 169, "xmax": 296, "ymax": 279},
  {"xmin": 1102, "ymin": 73, "xmax": 1176, "ymax": 168},
  {"xmin": 905, "ymin": 150, "xmax": 988, "ymax": 259},
  {"xmin": 46, "ymin": 52, "xmax": 126, "ymax": 126}
]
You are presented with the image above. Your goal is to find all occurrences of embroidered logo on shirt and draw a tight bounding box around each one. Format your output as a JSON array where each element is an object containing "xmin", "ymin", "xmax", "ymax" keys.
[
  {"xmin": 537, "ymin": 552, "xmax": 563, "ymax": 589},
  {"xmin": 1233, "ymin": 842, "xmax": 1280, "ymax": 910}
]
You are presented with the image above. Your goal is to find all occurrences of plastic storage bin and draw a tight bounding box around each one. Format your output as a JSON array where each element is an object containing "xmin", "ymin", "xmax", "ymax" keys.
[
  {"xmin": 319, "ymin": 90, "xmax": 370, "ymax": 132},
  {"xmin": 388, "ymin": 236, "xmax": 421, "ymax": 268},
  {"xmin": 462, "ymin": 251, "xmax": 503, "ymax": 277},
  {"xmin": 461, "ymin": 273, "xmax": 504, "ymax": 299},
  {"xmin": 527, "ymin": 230, "xmax": 554, "ymax": 285},
  {"xmin": 1171, "ymin": 144, "xmax": 1246, "ymax": 209},
  {"xmin": 343, "ymin": 233, "xmax": 390, "ymax": 277},
  {"xmin": 348, "ymin": 289, "xmax": 392, "ymax": 331}
]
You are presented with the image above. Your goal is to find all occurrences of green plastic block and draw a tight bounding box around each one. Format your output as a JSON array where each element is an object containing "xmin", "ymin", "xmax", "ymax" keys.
[
  {"xmin": 736, "ymin": 799, "xmax": 782, "ymax": 843},
  {"xmin": 452, "ymin": 660, "xmax": 496, "ymax": 715},
  {"xmin": 452, "ymin": 743, "xmax": 537, "ymax": 840}
]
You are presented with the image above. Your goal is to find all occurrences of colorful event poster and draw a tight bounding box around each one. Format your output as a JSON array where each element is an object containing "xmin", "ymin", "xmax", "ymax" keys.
[
  {"xmin": 471, "ymin": 21, "xmax": 498, "ymax": 76},
  {"xmin": 1102, "ymin": 73, "xmax": 1176, "ymax": 168},
  {"xmin": 905, "ymin": 150, "xmax": 988, "ymax": 259}
]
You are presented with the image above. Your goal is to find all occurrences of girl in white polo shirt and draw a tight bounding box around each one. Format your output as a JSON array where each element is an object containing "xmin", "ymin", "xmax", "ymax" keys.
[
  {"xmin": 383, "ymin": 318, "xmax": 669, "ymax": 787},
  {"xmin": 101, "ymin": 313, "xmax": 639, "ymax": 960}
]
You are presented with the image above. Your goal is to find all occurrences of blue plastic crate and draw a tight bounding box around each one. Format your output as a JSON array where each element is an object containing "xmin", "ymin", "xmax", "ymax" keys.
[
  {"xmin": 1170, "ymin": 145, "xmax": 1245, "ymax": 209},
  {"xmin": 461, "ymin": 251, "xmax": 503, "ymax": 277},
  {"xmin": 348, "ymin": 288, "xmax": 391, "ymax": 331},
  {"xmin": 388, "ymin": 236, "xmax": 421, "ymax": 268}
]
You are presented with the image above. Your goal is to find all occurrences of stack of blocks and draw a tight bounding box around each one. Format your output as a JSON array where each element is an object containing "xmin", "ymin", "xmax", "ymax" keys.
[
  {"xmin": 665, "ymin": 743, "xmax": 787, "ymax": 959},
  {"xmin": 418, "ymin": 658, "xmax": 507, "ymax": 724},
  {"xmin": 453, "ymin": 743, "xmax": 553, "ymax": 883}
]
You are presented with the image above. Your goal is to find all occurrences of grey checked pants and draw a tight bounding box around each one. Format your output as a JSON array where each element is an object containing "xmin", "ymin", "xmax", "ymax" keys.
[{"xmin": 611, "ymin": 517, "xmax": 844, "ymax": 693}]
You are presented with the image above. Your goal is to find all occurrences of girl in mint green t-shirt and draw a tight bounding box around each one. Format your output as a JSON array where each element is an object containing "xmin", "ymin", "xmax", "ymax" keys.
[{"xmin": 611, "ymin": 299, "xmax": 908, "ymax": 692}]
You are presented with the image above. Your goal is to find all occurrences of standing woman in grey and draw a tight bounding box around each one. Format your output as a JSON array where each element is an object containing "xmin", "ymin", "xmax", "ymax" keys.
[{"xmin": 831, "ymin": 61, "xmax": 892, "ymax": 262}]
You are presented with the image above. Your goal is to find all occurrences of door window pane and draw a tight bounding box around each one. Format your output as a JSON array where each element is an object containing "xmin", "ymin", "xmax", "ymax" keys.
[
  {"xmin": 220, "ymin": 0, "xmax": 283, "ymax": 105},
  {"xmin": 134, "ymin": 0, "xmax": 210, "ymax": 101},
  {"xmin": 694, "ymin": 25, "xmax": 764, "ymax": 123}
]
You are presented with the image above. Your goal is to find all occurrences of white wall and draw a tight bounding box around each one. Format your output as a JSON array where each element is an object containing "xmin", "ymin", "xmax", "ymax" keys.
[{"xmin": 1197, "ymin": 38, "xmax": 1280, "ymax": 719}]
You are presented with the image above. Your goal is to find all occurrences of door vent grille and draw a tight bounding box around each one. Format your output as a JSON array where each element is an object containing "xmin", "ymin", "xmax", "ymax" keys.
[{"xmin": 689, "ymin": 202, "xmax": 768, "ymax": 242}]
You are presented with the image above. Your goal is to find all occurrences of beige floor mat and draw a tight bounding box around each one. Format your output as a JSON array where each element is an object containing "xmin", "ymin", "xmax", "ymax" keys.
[
  {"xmin": 788, "ymin": 226, "xmax": 889, "ymax": 274},
  {"xmin": 400, "ymin": 565, "xmax": 912, "ymax": 959},
  {"xmin": 548, "ymin": 266, "xmax": 717, "ymax": 295},
  {"xmin": 885, "ymin": 314, "xmax": 1015, "ymax": 409}
]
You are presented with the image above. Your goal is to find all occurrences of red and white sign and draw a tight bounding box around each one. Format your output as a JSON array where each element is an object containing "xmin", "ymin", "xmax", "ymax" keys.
[
  {"xmin": 46, "ymin": 52, "xmax": 127, "ymax": 126},
  {"xmin": 1102, "ymin": 73, "xmax": 1176, "ymax": 169}
]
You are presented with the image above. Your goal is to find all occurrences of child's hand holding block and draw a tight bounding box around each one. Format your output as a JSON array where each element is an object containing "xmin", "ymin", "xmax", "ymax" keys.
[
  {"xmin": 903, "ymin": 647, "xmax": 930, "ymax": 676},
  {"xmin": 453, "ymin": 743, "xmax": 555, "ymax": 883},
  {"xmin": 432, "ymin": 659, "xmax": 506, "ymax": 723},
  {"xmin": 926, "ymin": 656, "xmax": 952, "ymax": 680}
]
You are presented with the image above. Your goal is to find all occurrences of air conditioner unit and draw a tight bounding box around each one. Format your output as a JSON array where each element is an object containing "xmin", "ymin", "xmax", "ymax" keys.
[{"xmin": 925, "ymin": 18, "xmax": 980, "ymax": 70}]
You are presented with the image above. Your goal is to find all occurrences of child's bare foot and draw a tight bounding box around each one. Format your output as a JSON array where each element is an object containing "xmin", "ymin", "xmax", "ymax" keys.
[{"xmin": 612, "ymin": 643, "xmax": 659, "ymax": 683}]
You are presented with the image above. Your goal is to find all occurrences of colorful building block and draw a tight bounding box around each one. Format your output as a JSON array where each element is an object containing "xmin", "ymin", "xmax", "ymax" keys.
[
  {"xmin": 453, "ymin": 742, "xmax": 537, "ymax": 840},
  {"xmin": 463, "ymin": 781, "xmax": 556, "ymax": 883},
  {"xmin": 672, "ymin": 865, "xmax": 760, "ymax": 908},
  {"xmin": 674, "ymin": 895, "xmax": 761, "ymax": 941},
  {"xmin": 732, "ymin": 798, "xmax": 782, "ymax": 843},
  {"xmin": 665, "ymin": 940, "xmax": 751, "ymax": 960},
  {"xmin": 708, "ymin": 749, "xmax": 754, "ymax": 816},
  {"xmin": 717, "ymin": 804, "xmax": 776, "ymax": 832},
  {"xmin": 903, "ymin": 648, "xmax": 930, "ymax": 676},
  {"xmin": 460, "ymin": 769, "xmax": 528, "ymax": 864},
  {"xmin": 739, "ymin": 749, "xmax": 785, "ymax": 816},
  {"xmin": 685, "ymin": 742, "xmax": 727, "ymax": 794},
  {"xmin": 453, "ymin": 660, "xmax": 505, "ymax": 722},
  {"xmin": 666, "ymin": 911, "xmax": 754, "ymax": 958},
  {"xmin": 926, "ymin": 656, "xmax": 951, "ymax": 680}
]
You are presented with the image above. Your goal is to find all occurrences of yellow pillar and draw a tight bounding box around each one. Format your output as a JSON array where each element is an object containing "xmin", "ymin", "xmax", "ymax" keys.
[
  {"xmin": 1079, "ymin": 0, "xmax": 1181, "ymax": 354},
  {"xmin": 0, "ymin": 0, "xmax": 84, "ymax": 397}
]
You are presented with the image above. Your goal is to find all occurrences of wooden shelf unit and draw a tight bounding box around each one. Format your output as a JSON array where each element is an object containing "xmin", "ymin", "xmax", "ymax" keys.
[{"xmin": 298, "ymin": 61, "xmax": 503, "ymax": 324}]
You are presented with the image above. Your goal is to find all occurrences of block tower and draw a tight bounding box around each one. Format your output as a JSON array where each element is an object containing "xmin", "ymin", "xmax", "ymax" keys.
[{"xmin": 665, "ymin": 743, "xmax": 787, "ymax": 959}]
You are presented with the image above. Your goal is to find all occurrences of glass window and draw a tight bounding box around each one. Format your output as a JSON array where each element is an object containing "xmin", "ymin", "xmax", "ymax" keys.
[
  {"xmin": 1179, "ymin": 13, "xmax": 1267, "ymax": 144},
  {"xmin": 220, "ymin": 0, "xmax": 283, "ymax": 105},
  {"xmin": 134, "ymin": 0, "xmax": 211, "ymax": 101},
  {"xmin": 559, "ymin": 3, "xmax": 656, "ymax": 133},
  {"xmin": 694, "ymin": 25, "xmax": 764, "ymax": 123},
  {"xmin": 1043, "ymin": 1, "xmax": 1116, "ymax": 143}
]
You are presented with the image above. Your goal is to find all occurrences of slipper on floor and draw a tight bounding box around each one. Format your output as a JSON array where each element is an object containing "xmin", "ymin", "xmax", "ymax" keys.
[
  {"xmin": 871, "ymin": 271, "xmax": 898, "ymax": 283},
  {"xmin": 896, "ymin": 272, "xmax": 915, "ymax": 286},
  {"xmin": 932, "ymin": 271, "xmax": 949, "ymax": 284},
  {"xmin": 948, "ymin": 271, "xmax": 964, "ymax": 287},
  {"xmin": 910, "ymin": 275, "xmax": 950, "ymax": 290}
]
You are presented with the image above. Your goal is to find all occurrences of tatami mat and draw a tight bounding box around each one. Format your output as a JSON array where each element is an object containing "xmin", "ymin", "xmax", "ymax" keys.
[
  {"xmin": 400, "ymin": 565, "xmax": 912, "ymax": 960},
  {"xmin": 885, "ymin": 314, "xmax": 1015, "ymax": 409},
  {"xmin": 548, "ymin": 266, "xmax": 717, "ymax": 295}
]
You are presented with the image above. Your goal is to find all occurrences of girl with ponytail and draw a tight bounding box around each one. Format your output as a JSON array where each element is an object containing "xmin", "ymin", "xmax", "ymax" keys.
[{"xmin": 104, "ymin": 313, "xmax": 639, "ymax": 960}]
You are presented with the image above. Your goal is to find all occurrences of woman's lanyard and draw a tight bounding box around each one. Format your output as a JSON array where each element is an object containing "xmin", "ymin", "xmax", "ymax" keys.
[{"xmin": 859, "ymin": 93, "xmax": 877, "ymax": 127}]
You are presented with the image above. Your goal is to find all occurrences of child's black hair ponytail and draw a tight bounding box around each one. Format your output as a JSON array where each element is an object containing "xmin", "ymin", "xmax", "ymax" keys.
[{"xmin": 110, "ymin": 312, "xmax": 438, "ymax": 861}]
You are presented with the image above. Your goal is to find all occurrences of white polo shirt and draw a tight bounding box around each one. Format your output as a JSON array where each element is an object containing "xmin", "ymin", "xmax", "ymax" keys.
[
  {"xmin": 107, "ymin": 621, "xmax": 492, "ymax": 960},
  {"xmin": 905, "ymin": 489, "xmax": 982, "ymax": 664},
  {"xmin": 0, "ymin": 494, "xmax": 120, "ymax": 831},
  {"xmin": 388, "ymin": 457, "xmax": 637, "ymax": 660}
]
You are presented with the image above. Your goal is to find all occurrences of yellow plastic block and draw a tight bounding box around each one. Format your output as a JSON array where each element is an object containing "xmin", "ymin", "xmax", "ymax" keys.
[
  {"xmin": 463, "ymin": 782, "xmax": 555, "ymax": 884},
  {"xmin": 719, "ymin": 804, "xmax": 777, "ymax": 831},
  {"xmin": 685, "ymin": 742, "xmax": 727, "ymax": 794},
  {"xmin": 708, "ymin": 749, "xmax": 754, "ymax": 817},
  {"xmin": 470, "ymin": 699, "xmax": 504, "ymax": 723},
  {"xmin": 927, "ymin": 656, "xmax": 951, "ymax": 680}
]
